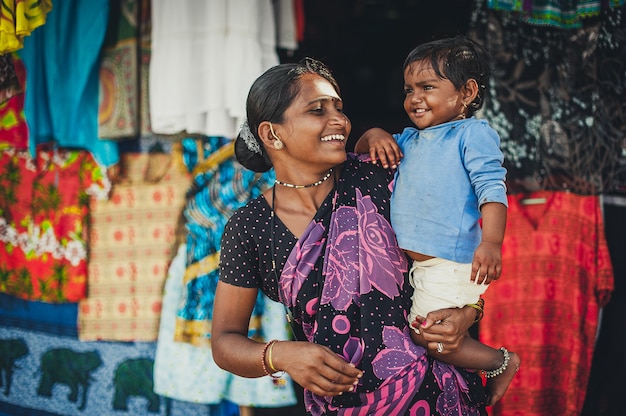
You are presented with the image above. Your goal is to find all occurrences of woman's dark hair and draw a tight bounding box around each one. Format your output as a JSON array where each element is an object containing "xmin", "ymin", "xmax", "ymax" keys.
[
  {"xmin": 403, "ymin": 36, "xmax": 491, "ymax": 116},
  {"xmin": 235, "ymin": 58, "xmax": 340, "ymax": 172}
]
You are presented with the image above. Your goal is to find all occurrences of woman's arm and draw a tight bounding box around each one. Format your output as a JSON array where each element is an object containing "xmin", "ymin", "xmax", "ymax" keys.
[
  {"xmin": 211, "ymin": 281, "xmax": 267, "ymax": 377},
  {"xmin": 211, "ymin": 281, "xmax": 363, "ymax": 396}
]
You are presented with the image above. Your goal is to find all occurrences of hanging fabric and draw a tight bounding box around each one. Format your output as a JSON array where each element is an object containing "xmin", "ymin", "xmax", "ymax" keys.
[
  {"xmin": 479, "ymin": 191, "xmax": 614, "ymax": 416},
  {"xmin": 98, "ymin": 0, "xmax": 152, "ymax": 140},
  {"xmin": 0, "ymin": 146, "xmax": 110, "ymax": 303},
  {"xmin": 469, "ymin": 1, "xmax": 626, "ymax": 195},
  {"xmin": 0, "ymin": 0, "xmax": 52, "ymax": 54},
  {"xmin": 18, "ymin": 0, "xmax": 120, "ymax": 167},
  {"xmin": 149, "ymin": 0, "xmax": 279, "ymax": 139},
  {"xmin": 487, "ymin": 0, "xmax": 624, "ymax": 28},
  {"xmin": 78, "ymin": 152, "xmax": 191, "ymax": 341}
]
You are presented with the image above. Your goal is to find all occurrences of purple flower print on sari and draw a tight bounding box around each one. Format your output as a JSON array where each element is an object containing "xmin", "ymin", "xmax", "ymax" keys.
[
  {"xmin": 334, "ymin": 326, "xmax": 428, "ymax": 415},
  {"xmin": 279, "ymin": 220, "xmax": 327, "ymax": 309},
  {"xmin": 322, "ymin": 188, "xmax": 407, "ymax": 311},
  {"xmin": 372, "ymin": 326, "xmax": 425, "ymax": 380},
  {"xmin": 431, "ymin": 360, "xmax": 483, "ymax": 416}
]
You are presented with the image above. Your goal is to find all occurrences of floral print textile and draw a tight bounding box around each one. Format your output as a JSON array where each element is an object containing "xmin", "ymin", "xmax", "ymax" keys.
[{"xmin": 0, "ymin": 146, "xmax": 109, "ymax": 302}]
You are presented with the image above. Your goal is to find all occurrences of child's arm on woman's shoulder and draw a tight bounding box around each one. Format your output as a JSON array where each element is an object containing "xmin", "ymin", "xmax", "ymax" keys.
[{"xmin": 354, "ymin": 127, "xmax": 403, "ymax": 169}]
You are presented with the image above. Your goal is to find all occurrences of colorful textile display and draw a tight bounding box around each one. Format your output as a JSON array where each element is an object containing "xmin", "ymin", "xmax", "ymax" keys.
[
  {"xmin": 0, "ymin": 0, "xmax": 52, "ymax": 54},
  {"xmin": 0, "ymin": 53, "xmax": 21, "ymax": 105},
  {"xmin": 0, "ymin": 147, "xmax": 109, "ymax": 303},
  {"xmin": 0, "ymin": 54, "xmax": 27, "ymax": 150},
  {"xmin": 174, "ymin": 139, "xmax": 275, "ymax": 346},
  {"xmin": 78, "ymin": 152, "xmax": 191, "ymax": 341},
  {"xmin": 18, "ymin": 0, "xmax": 119, "ymax": 167},
  {"xmin": 469, "ymin": 1, "xmax": 626, "ymax": 195},
  {"xmin": 0, "ymin": 292, "xmax": 225, "ymax": 416},
  {"xmin": 479, "ymin": 191, "xmax": 614, "ymax": 416},
  {"xmin": 153, "ymin": 244, "xmax": 297, "ymax": 407},
  {"xmin": 98, "ymin": 0, "xmax": 152, "ymax": 140},
  {"xmin": 487, "ymin": 0, "xmax": 624, "ymax": 28}
]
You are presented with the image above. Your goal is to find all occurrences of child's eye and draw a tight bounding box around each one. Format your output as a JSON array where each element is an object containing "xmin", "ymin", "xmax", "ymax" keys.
[
  {"xmin": 423, "ymin": 85, "xmax": 433, "ymax": 91},
  {"xmin": 404, "ymin": 88, "xmax": 413, "ymax": 95}
]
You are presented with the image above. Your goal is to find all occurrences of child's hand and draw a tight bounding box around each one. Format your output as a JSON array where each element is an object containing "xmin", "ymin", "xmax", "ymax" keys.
[
  {"xmin": 355, "ymin": 128, "xmax": 403, "ymax": 169},
  {"xmin": 471, "ymin": 241, "xmax": 502, "ymax": 285}
]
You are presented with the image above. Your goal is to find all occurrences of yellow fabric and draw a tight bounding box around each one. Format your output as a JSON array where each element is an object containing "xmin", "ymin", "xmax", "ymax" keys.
[{"xmin": 0, "ymin": 0, "xmax": 53, "ymax": 53}]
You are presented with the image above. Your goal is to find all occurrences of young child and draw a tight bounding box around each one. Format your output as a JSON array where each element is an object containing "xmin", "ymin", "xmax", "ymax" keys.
[{"xmin": 355, "ymin": 36, "xmax": 520, "ymax": 407}]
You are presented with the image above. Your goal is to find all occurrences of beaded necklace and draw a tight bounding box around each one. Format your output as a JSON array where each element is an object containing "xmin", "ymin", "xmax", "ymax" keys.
[{"xmin": 274, "ymin": 168, "xmax": 333, "ymax": 189}]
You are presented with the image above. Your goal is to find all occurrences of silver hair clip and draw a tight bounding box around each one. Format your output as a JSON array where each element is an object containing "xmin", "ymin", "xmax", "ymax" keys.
[{"xmin": 240, "ymin": 119, "xmax": 262, "ymax": 155}]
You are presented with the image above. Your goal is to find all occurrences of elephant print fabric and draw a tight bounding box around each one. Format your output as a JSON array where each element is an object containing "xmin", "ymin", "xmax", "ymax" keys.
[
  {"xmin": 37, "ymin": 348, "xmax": 103, "ymax": 411},
  {"xmin": 0, "ymin": 338, "xmax": 29, "ymax": 396},
  {"xmin": 113, "ymin": 358, "xmax": 160, "ymax": 412},
  {"xmin": 0, "ymin": 328, "xmax": 214, "ymax": 415}
]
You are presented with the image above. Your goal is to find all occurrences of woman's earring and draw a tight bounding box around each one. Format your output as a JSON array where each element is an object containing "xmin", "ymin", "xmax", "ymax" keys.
[{"xmin": 269, "ymin": 122, "xmax": 284, "ymax": 150}]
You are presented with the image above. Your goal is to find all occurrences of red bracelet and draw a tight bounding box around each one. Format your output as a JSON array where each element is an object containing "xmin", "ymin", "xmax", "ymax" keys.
[{"xmin": 261, "ymin": 340, "xmax": 282, "ymax": 379}]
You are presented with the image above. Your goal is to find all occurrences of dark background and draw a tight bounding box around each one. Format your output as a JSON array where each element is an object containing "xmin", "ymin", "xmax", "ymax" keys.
[{"xmin": 278, "ymin": 0, "xmax": 473, "ymax": 150}]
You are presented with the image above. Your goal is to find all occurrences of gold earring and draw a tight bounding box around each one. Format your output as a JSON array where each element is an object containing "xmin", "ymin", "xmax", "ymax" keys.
[
  {"xmin": 269, "ymin": 122, "xmax": 284, "ymax": 149},
  {"xmin": 269, "ymin": 122, "xmax": 280, "ymax": 140},
  {"xmin": 460, "ymin": 102, "xmax": 468, "ymax": 119}
]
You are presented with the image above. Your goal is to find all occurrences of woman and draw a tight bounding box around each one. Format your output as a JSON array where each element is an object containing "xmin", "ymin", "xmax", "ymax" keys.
[{"xmin": 212, "ymin": 58, "xmax": 487, "ymax": 415}]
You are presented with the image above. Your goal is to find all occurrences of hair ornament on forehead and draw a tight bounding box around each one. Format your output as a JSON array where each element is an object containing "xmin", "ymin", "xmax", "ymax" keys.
[{"xmin": 239, "ymin": 119, "xmax": 262, "ymax": 155}]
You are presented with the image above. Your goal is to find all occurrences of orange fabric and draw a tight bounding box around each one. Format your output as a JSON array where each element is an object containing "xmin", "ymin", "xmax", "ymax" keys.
[
  {"xmin": 480, "ymin": 191, "xmax": 614, "ymax": 416},
  {"xmin": 78, "ymin": 153, "xmax": 191, "ymax": 341}
]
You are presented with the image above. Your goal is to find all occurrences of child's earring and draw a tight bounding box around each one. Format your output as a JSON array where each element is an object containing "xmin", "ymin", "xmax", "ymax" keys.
[
  {"xmin": 460, "ymin": 102, "xmax": 468, "ymax": 119},
  {"xmin": 269, "ymin": 122, "xmax": 284, "ymax": 150}
]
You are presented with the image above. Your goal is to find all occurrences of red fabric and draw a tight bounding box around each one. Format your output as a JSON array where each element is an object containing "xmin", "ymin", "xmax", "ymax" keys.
[
  {"xmin": 294, "ymin": 0, "xmax": 305, "ymax": 42},
  {"xmin": 480, "ymin": 191, "xmax": 614, "ymax": 416},
  {"xmin": 0, "ymin": 55, "xmax": 27, "ymax": 150},
  {"xmin": 0, "ymin": 147, "xmax": 108, "ymax": 302}
]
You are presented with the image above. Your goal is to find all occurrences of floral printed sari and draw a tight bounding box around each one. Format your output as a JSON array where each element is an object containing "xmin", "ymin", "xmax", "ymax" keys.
[{"xmin": 278, "ymin": 156, "xmax": 487, "ymax": 415}]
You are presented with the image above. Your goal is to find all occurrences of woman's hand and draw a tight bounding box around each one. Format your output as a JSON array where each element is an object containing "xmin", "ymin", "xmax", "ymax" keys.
[
  {"xmin": 272, "ymin": 341, "xmax": 363, "ymax": 397},
  {"xmin": 412, "ymin": 306, "xmax": 475, "ymax": 354}
]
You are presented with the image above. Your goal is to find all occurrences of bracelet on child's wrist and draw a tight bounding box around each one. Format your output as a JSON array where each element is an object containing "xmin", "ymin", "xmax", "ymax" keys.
[{"xmin": 467, "ymin": 298, "xmax": 485, "ymax": 323}]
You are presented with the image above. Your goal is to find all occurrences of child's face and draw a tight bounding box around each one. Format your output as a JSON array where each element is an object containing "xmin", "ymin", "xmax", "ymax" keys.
[{"xmin": 403, "ymin": 60, "xmax": 465, "ymax": 129}]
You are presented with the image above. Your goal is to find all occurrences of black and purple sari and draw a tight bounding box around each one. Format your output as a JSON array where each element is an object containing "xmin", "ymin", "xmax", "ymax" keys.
[{"xmin": 220, "ymin": 154, "xmax": 487, "ymax": 415}]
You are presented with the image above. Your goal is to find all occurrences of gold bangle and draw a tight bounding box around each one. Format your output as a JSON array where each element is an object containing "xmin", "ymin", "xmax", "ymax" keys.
[
  {"xmin": 261, "ymin": 340, "xmax": 283, "ymax": 379},
  {"xmin": 467, "ymin": 298, "xmax": 485, "ymax": 323},
  {"xmin": 267, "ymin": 340, "xmax": 280, "ymax": 373}
]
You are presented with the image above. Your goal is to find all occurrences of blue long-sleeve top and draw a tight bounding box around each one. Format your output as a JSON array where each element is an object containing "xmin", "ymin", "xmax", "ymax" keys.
[{"xmin": 391, "ymin": 117, "xmax": 507, "ymax": 264}]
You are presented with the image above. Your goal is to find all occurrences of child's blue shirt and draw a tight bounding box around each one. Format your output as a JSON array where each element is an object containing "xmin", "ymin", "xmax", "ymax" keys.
[{"xmin": 391, "ymin": 117, "xmax": 507, "ymax": 263}]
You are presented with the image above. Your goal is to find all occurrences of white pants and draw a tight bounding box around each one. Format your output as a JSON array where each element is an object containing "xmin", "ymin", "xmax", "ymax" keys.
[{"xmin": 408, "ymin": 258, "xmax": 488, "ymax": 327}]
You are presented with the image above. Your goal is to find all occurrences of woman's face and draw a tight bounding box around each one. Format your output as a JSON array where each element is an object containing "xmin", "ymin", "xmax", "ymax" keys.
[
  {"xmin": 277, "ymin": 73, "xmax": 350, "ymax": 169},
  {"xmin": 403, "ymin": 60, "xmax": 465, "ymax": 129}
]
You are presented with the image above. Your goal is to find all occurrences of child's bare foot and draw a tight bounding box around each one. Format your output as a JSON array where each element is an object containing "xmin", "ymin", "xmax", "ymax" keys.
[{"xmin": 484, "ymin": 348, "xmax": 520, "ymax": 407}]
